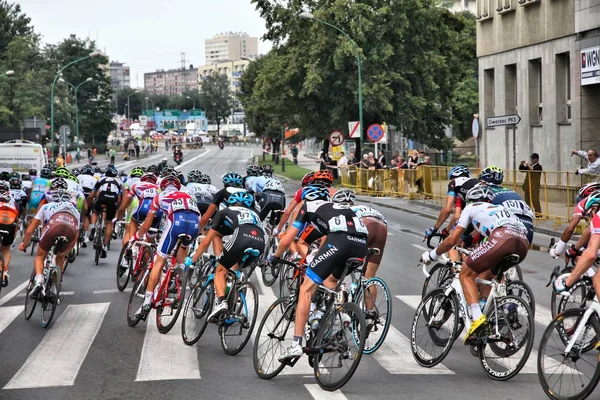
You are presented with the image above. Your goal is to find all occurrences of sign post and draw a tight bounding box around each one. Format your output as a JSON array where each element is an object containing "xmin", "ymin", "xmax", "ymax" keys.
[{"xmin": 485, "ymin": 114, "xmax": 522, "ymax": 170}]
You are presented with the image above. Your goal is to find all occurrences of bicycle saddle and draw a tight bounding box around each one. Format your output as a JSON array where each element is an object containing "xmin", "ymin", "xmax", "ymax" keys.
[
  {"xmin": 243, "ymin": 248, "xmax": 261, "ymax": 257},
  {"xmin": 368, "ymin": 248, "xmax": 381, "ymax": 256},
  {"xmin": 492, "ymin": 254, "xmax": 521, "ymax": 278}
]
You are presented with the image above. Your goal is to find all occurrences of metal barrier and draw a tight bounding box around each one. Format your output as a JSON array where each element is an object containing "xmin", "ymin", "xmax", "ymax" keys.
[{"xmin": 339, "ymin": 165, "xmax": 600, "ymax": 226}]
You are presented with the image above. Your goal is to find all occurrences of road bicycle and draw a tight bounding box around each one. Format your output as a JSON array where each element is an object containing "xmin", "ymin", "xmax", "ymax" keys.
[
  {"xmin": 116, "ymin": 227, "xmax": 159, "ymax": 292},
  {"xmin": 29, "ymin": 225, "xmax": 41, "ymax": 257},
  {"xmin": 257, "ymin": 209, "xmax": 283, "ymax": 287},
  {"xmin": 24, "ymin": 235, "xmax": 69, "ymax": 328},
  {"xmin": 253, "ymin": 249, "xmax": 376, "ymax": 391},
  {"xmin": 126, "ymin": 234, "xmax": 189, "ymax": 334},
  {"xmin": 411, "ymin": 254, "xmax": 535, "ymax": 381},
  {"xmin": 278, "ymin": 241, "xmax": 320, "ymax": 299},
  {"xmin": 181, "ymin": 248, "xmax": 260, "ymax": 356},
  {"xmin": 92, "ymin": 207, "xmax": 107, "ymax": 265}
]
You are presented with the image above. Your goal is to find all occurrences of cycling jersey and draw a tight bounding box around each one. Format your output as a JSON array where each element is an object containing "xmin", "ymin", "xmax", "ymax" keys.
[
  {"xmin": 351, "ymin": 205, "xmax": 387, "ymax": 222},
  {"xmin": 21, "ymin": 180, "xmax": 32, "ymax": 191},
  {"xmin": 591, "ymin": 213, "xmax": 600, "ymax": 236},
  {"xmin": 488, "ymin": 186, "xmax": 535, "ymax": 243},
  {"xmin": 457, "ymin": 202, "xmax": 527, "ymax": 239},
  {"xmin": 352, "ymin": 205, "xmax": 387, "ymax": 264},
  {"xmin": 35, "ymin": 202, "xmax": 80, "ymax": 252},
  {"xmin": 34, "ymin": 201, "xmax": 81, "ymax": 225},
  {"xmin": 124, "ymin": 177, "xmax": 140, "ymax": 192},
  {"xmin": 92, "ymin": 177, "xmax": 122, "ymax": 220},
  {"xmin": 256, "ymin": 190, "xmax": 286, "ymax": 221},
  {"xmin": 212, "ymin": 206, "xmax": 263, "ymax": 236},
  {"xmin": 0, "ymin": 199, "xmax": 19, "ymax": 224},
  {"xmin": 94, "ymin": 177, "xmax": 122, "ymax": 195},
  {"xmin": 573, "ymin": 198, "xmax": 587, "ymax": 218},
  {"xmin": 150, "ymin": 189, "xmax": 200, "ymax": 218},
  {"xmin": 186, "ymin": 183, "xmax": 214, "ymax": 214},
  {"xmin": 293, "ymin": 201, "xmax": 369, "ymax": 238},
  {"xmin": 211, "ymin": 187, "xmax": 246, "ymax": 210},
  {"xmin": 244, "ymin": 176, "xmax": 257, "ymax": 192},
  {"xmin": 128, "ymin": 182, "xmax": 161, "ymax": 223},
  {"xmin": 28, "ymin": 177, "xmax": 50, "ymax": 215},
  {"xmin": 449, "ymin": 177, "xmax": 479, "ymax": 209},
  {"xmin": 152, "ymin": 190, "xmax": 200, "ymax": 257},
  {"xmin": 77, "ymin": 174, "xmax": 97, "ymax": 197},
  {"xmin": 9, "ymin": 189, "xmax": 27, "ymax": 204}
]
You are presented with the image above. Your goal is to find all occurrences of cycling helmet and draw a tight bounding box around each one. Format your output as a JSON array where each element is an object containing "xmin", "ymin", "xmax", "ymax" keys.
[
  {"xmin": 54, "ymin": 167, "xmax": 70, "ymax": 178},
  {"xmin": 583, "ymin": 190, "xmax": 600, "ymax": 214},
  {"xmin": 301, "ymin": 185, "xmax": 331, "ymax": 202},
  {"xmin": 80, "ymin": 165, "xmax": 93, "ymax": 175},
  {"xmin": 478, "ymin": 166, "xmax": 504, "ymax": 185},
  {"xmin": 199, "ymin": 174, "xmax": 212, "ymax": 185},
  {"xmin": 94, "ymin": 167, "xmax": 102, "ymax": 173},
  {"xmin": 222, "ymin": 172, "xmax": 243, "ymax": 188},
  {"xmin": 130, "ymin": 167, "xmax": 144, "ymax": 178},
  {"xmin": 160, "ymin": 175, "xmax": 181, "ymax": 191},
  {"xmin": 140, "ymin": 173, "xmax": 158, "ymax": 184},
  {"xmin": 448, "ymin": 165, "xmax": 471, "ymax": 180},
  {"xmin": 246, "ymin": 165, "xmax": 260, "ymax": 177},
  {"xmin": 161, "ymin": 165, "xmax": 176, "ymax": 177},
  {"xmin": 105, "ymin": 165, "xmax": 118, "ymax": 177},
  {"xmin": 332, "ymin": 189, "xmax": 356, "ymax": 205},
  {"xmin": 51, "ymin": 190, "xmax": 72, "ymax": 203},
  {"xmin": 0, "ymin": 191, "xmax": 11, "ymax": 203},
  {"xmin": 21, "ymin": 174, "xmax": 30, "ymax": 181},
  {"xmin": 466, "ymin": 184, "xmax": 494, "ymax": 203},
  {"xmin": 40, "ymin": 167, "xmax": 52, "ymax": 178},
  {"xmin": 264, "ymin": 178, "xmax": 285, "ymax": 194},
  {"xmin": 576, "ymin": 182, "xmax": 600, "ymax": 203},
  {"xmin": 301, "ymin": 172, "xmax": 315, "ymax": 187},
  {"xmin": 312, "ymin": 170, "xmax": 334, "ymax": 186},
  {"xmin": 261, "ymin": 164, "xmax": 274, "ymax": 177},
  {"xmin": 9, "ymin": 177, "xmax": 20, "ymax": 190},
  {"xmin": 227, "ymin": 191, "xmax": 254, "ymax": 208},
  {"xmin": 50, "ymin": 177, "xmax": 68, "ymax": 191},
  {"xmin": 67, "ymin": 173, "xmax": 78, "ymax": 183},
  {"xmin": 71, "ymin": 168, "xmax": 80, "ymax": 176},
  {"xmin": 0, "ymin": 182, "xmax": 9, "ymax": 192},
  {"xmin": 120, "ymin": 171, "xmax": 127, "ymax": 178},
  {"xmin": 187, "ymin": 170, "xmax": 202, "ymax": 183},
  {"xmin": 0, "ymin": 172, "xmax": 10, "ymax": 182},
  {"xmin": 146, "ymin": 165, "xmax": 159, "ymax": 176},
  {"xmin": 29, "ymin": 168, "xmax": 37, "ymax": 176}
]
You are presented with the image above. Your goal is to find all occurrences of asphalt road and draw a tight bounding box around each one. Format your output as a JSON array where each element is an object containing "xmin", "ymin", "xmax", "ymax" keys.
[{"xmin": 0, "ymin": 144, "xmax": 564, "ymax": 400}]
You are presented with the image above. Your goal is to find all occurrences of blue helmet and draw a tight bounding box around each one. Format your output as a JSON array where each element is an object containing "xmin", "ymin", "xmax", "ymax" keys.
[
  {"xmin": 448, "ymin": 165, "xmax": 471, "ymax": 180},
  {"xmin": 301, "ymin": 185, "xmax": 331, "ymax": 202},
  {"xmin": 227, "ymin": 191, "xmax": 254, "ymax": 207},
  {"xmin": 478, "ymin": 166, "xmax": 504, "ymax": 185},
  {"xmin": 223, "ymin": 172, "xmax": 243, "ymax": 188}
]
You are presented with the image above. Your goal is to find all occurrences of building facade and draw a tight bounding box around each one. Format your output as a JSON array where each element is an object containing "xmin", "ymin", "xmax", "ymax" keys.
[
  {"xmin": 144, "ymin": 66, "xmax": 198, "ymax": 95},
  {"xmin": 205, "ymin": 32, "xmax": 258, "ymax": 63},
  {"xmin": 197, "ymin": 60, "xmax": 250, "ymax": 97},
  {"xmin": 109, "ymin": 62, "xmax": 130, "ymax": 96},
  {"xmin": 477, "ymin": 0, "xmax": 600, "ymax": 172}
]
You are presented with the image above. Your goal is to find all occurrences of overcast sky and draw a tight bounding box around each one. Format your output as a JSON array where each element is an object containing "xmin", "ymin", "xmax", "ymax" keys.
[{"xmin": 20, "ymin": 0, "xmax": 272, "ymax": 87}]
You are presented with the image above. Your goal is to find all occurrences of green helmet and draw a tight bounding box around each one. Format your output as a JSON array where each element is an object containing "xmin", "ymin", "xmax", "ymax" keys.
[
  {"xmin": 54, "ymin": 167, "xmax": 70, "ymax": 178},
  {"xmin": 584, "ymin": 190, "xmax": 600, "ymax": 215},
  {"xmin": 130, "ymin": 167, "xmax": 144, "ymax": 178}
]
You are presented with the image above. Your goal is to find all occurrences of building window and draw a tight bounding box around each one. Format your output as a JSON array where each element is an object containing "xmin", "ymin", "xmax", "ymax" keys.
[
  {"xmin": 555, "ymin": 52, "xmax": 571, "ymax": 123},
  {"xmin": 477, "ymin": 0, "xmax": 493, "ymax": 20},
  {"xmin": 528, "ymin": 58, "xmax": 543, "ymax": 124},
  {"xmin": 496, "ymin": 0, "xmax": 515, "ymax": 13},
  {"xmin": 484, "ymin": 68, "xmax": 495, "ymax": 121},
  {"xmin": 504, "ymin": 64, "xmax": 517, "ymax": 114}
]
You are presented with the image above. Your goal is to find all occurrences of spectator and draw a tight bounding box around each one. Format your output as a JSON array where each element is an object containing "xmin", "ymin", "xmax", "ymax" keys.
[
  {"xmin": 519, "ymin": 152, "xmax": 543, "ymax": 216},
  {"xmin": 571, "ymin": 148, "xmax": 600, "ymax": 175},
  {"xmin": 109, "ymin": 148, "xmax": 116, "ymax": 164},
  {"xmin": 397, "ymin": 157, "xmax": 409, "ymax": 169},
  {"xmin": 417, "ymin": 151, "xmax": 428, "ymax": 165},
  {"xmin": 390, "ymin": 151, "xmax": 400, "ymax": 167},
  {"xmin": 408, "ymin": 149, "xmax": 419, "ymax": 168},
  {"xmin": 349, "ymin": 152, "xmax": 359, "ymax": 165},
  {"xmin": 359, "ymin": 154, "xmax": 370, "ymax": 169},
  {"xmin": 378, "ymin": 150, "xmax": 386, "ymax": 167},
  {"xmin": 135, "ymin": 143, "xmax": 140, "ymax": 158},
  {"xmin": 104, "ymin": 144, "xmax": 109, "ymax": 159},
  {"xmin": 338, "ymin": 152, "xmax": 348, "ymax": 166},
  {"xmin": 56, "ymin": 154, "xmax": 64, "ymax": 167}
]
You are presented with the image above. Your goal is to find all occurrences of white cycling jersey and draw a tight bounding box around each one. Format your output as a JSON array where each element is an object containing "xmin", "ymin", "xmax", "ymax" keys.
[
  {"xmin": 34, "ymin": 201, "xmax": 81, "ymax": 224},
  {"xmin": 351, "ymin": 205, "xmax": 387, "ymax": 223},
  {"xmin": 78, "ymin": 174, "xmax": 97, "ymax": 194},
  {"xmin": 457, "ymin": 202, "xmax": 526, "ymax": 238},
  {"xmin": 21, "ymin": 180, "xmax": 32, "ymax": 191}
]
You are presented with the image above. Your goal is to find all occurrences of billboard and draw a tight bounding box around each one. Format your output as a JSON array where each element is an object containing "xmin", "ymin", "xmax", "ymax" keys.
[{"xmin": 581, "ymin": 46, "xmax": 600, "ymax": 86}]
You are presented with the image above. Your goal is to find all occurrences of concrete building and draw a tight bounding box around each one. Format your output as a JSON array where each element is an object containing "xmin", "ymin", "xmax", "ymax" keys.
[
  {"xmin": 448, "ymin": 0, "xmax": 477, "ymax": 13},
  {"xmin": 477, "ymin": 0, "xmax": 600, "ymax": 172},
  {"xmin": 197, "ymin": 59, "xmax": 250, "ymax": 97},
  {"xmin": 144, "ymin": 66, "xmax": 198, "ymax": 95},
  {"xmin": 205, "ymin": 32, "xmax": 258, "ymax": 63},
  {"xmin": 109, "ymin": 62, "xmax": 130, "ymax": 91}
]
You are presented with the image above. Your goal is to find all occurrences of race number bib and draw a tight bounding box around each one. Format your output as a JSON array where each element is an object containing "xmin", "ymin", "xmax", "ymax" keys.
[
  {"xmin": 143, "ymin": 188, "xmax": 157, "ymax": 199},
  {"xmin": 237, "ymin": 209, "xmax": 255, "ymax": 225}
]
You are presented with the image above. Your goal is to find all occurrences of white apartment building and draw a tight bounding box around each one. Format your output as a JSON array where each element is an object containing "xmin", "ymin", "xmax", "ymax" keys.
[
  {"xmin": 205, "ymin": 32, "xmax": 258, "ymax": 63},
  {"xmin": 198, "ymin": 59, "xmax": 250, "ymax": 96},
  {"xmin": 109, "ymin": 62, "xmax": 130, "ymax": 96}
]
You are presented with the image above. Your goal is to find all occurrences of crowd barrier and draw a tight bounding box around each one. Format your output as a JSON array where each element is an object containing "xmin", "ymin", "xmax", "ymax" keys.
[{"xmin": 339, "ymin": 165, "xmax": 600, "ymax": 227}]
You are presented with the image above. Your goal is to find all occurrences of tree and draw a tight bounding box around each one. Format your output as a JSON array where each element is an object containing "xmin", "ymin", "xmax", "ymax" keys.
[
  {"xmin": 0, "ymin": 1, "xmax": 33, "ymax": 57},
  {"xmin": 199, "ymin": 74, "xmax": 234, "ymax": 136},
  {"xmin": 116, "ymin": 88, "xmax": 144, "ymax": 119}
]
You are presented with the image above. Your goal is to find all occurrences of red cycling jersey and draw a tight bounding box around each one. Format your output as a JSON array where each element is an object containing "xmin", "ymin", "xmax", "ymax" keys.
[
  {"xmin": 128, "ymin": 182, "xmax": 160, "ymax": 201},
  {"xmin": 150, "ymin": 189, "xmax": 200, "ymax": 217}
]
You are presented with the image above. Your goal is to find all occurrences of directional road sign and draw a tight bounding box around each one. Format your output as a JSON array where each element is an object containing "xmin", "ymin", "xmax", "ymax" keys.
[
  {"xmin": 328, "ymin": 130, "xmax": 345, "ymax": 147},
  {"xmin": 366, "ymin": 124, "xmax": 384, "ymax": 143},
  {"xmin": 486, "ymin": 114, "xmax": 521, "ymax": 128}
]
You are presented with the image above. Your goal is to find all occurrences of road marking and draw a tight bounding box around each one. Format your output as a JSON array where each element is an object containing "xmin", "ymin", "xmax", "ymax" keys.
[
  {"xmin": 92, "ymin": 288, "xmax": 132, "ymax": 294},
  {"xmin": 211, "ymin": 148, "xmax": 233, "ymax": 173},
  {"xmin": 412, "ymin": 244, "xmax": 429, "ymax": 252},
  {"xmin": 305, "ymin": 384, "xmax": 347, "ymax": 399},
  {"xmin": 0, "ymin": 280, "xmax": 28, "ymax": 307},
  {"xmin": 4, "ymin": 302, "xmax": 110, "ymax": 389},
  {"xmin": 175, "ymin": 148, "xmax": 210, "ymax": 170},
  {"xmin": 0, "ymin": 306, "xmax": 22, "ymax": 335},
  {"xmin": 17, "ymin": 291, "xmax": 74, "ymax": 297},
  {"xmin": 135, "ymin": 310, "xmax": 201, "ymax": 382}
]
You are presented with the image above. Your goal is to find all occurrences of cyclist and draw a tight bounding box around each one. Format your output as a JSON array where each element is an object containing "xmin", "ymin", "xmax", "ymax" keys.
[
  {"xmin": 0, "ymin": 187, "xmax": 19, "ymax": 287},
  {"xmin": 21, "ymin": 173, "xmax": 33, "ymax": 192},
  {"xmin": 9, "ymin": 176, "xmax": 27, "ymax": 218},
  {"xmin": 133, "ymin": 175, "xmax": 200, "ymax": 320},
  {"xmin": 554, "ymin": 191, "xmax": 600, "ymax": 296},
  {"xmin": 256, "ymin": 178, "xmax": 286, "ymax": 222},
  {"xmin": 119, "ymin": 167, "xmax": 145, "ymax": 239},
  {"xmin": 78, "ymin": 165, "xmax": 98, "ymax": 245},
  {"xmin": 270, "ymin": 185, "xmax": 368, "ymax": 361},
  {"xmin": 87, "ymin": 165, "xmax": 122, "ymax": 258},
  {"xmin": 26, "ymin": 167, "xmax": 51, "ymax": 225},
  {"xmin": 186, "ymin": 190, "xmax": 265, "ymax": 323},
  {"xmin": 261, "ymin": 164, "xmax": 274, "ymax": 178},
  {"xmin": 243, "ymin": 165, "xmax": 260, "ymax": 192},
  {"xmin": 274, "ymin": 172, "xmax": 314, "ymax": 235},
  {"xmin": 549, "ymin": 182, "xmax": 600, "ymax": 259},
  {"xmin": 199, "ymin": 172, "xmax": 245, "ymax": 230},
  {"xmin": 425, "ymin": 165, "xmax": 478, "ymax": 240},
  {"xmin": 20, "ymin": 190, "xmax": 80, "ymax": 298},
  {"xmin": 185, "ymin": 170, "xmax": 212, "ymax": 215},
  {"xmin": 420, "ymin": 184, "xmax": 529, "ymax": 343}
]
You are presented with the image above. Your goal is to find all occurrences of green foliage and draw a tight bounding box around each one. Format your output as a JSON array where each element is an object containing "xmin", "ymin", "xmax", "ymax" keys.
[{"xmin": 199, "ymin": 74, "xmax": 235, "ymax": 134}]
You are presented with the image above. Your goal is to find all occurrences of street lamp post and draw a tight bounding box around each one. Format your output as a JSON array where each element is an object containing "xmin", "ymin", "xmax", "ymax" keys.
[
  {"xmin": 144, "ymin": 96, "xmax": 155, "ymax": 114},
  {"xmin": 50, "ymin": 50, "xmax": 101, "ymax": 160},
  {"xmin": 299, "ymin": 11, "xmax": 364, "ymax": 153},
  {"xmin": 186, "ymin": 96, "xmax": 196, "ymax": 110},
  {"xmin": 59, "ymin": 77, "xmax": 93, "ymax": 160},
  {"xmin": 127, "ymin": 90, "xmax": 140, "ymax": 125}
]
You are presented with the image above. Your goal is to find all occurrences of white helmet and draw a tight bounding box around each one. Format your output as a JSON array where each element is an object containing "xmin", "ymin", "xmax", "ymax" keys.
[{"xmin": 264, "ymin": 178, "xmax": 285, "ymax": 194}]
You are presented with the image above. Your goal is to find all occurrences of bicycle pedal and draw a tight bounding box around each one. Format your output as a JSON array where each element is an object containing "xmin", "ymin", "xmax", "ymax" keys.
[{"xmin": 282, "ymin": 356, "xmax": 301, "ymax": 367}]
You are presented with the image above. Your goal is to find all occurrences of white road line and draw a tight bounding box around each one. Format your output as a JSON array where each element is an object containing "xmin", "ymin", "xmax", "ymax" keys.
[
  {"xmin": 0, "ymin": 306, "xmax": 22, "ymax": 335},
  {"xmin": 175, "ymin": 148, "xmax": 210, "ymax": 170},
  {"xmin": 210, "ymin": 148, "xmax": 233, "ymax": 173},
  {"xmin": 135, "ymin": 310, "xmax": 200, "ymax": 382},
  {"xmin": 305, "ymin": 384, "xmax": 347, "ymax": 399},
  {"xmin": 387, "ymin": 231, "xmax": 394, "ymax": 236},
  {"xmin": 4, "ymin": 302, "xmax": 110, "ymax": 389},
  {"xmin": 19, "ymin": 291, "xmax": 75, "ymax": 298},
  {"xmin": 411, "ymin": 244, "xmax": 429, "ymax": 252},
  {"xmin": 92, "ymin": 288, "xmax": 132, "ymax": 294},
  {"xmin": 0, "ymin": 280, "xmax": 28, "ymax": 307}
]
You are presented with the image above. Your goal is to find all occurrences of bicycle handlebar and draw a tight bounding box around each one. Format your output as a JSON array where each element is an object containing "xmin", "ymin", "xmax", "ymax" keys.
[{"xmin": 426, "ymin": 232, "xmax": 448, "ymax": 249}]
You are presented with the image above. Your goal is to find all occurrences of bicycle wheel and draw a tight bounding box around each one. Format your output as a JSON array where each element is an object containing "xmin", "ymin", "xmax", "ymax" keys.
[
  {"xmin": 261, "ymin": 262, "xmax": 280, "ymax": 287},
  {"xmin": 478, "ymin": 295, "xmax": 534, "ymax": 381},
  {"xmin": 116, "ymin": 245, "xmax": 131, "ymax": 292},
  {"xmin": 411, "ymin": 288, "xmax": 459, "ymax": 367},
  {"xmin": 186, "ymin": 264, "xmax": 200, "ymax": 290},
  {"xmin": 30, "ymin": 239, "xmax": 36, "ymax": 256},
  {"xmin": 279, "ymin": 264, "xmax": 294, "ymax": 298},
  {"xmin": 507, "ymin": 280, "xmax": 536, "ymax": 315},
  {"xmin": 156, "ymin": 266, "xmax": 186, "ymax": 334},
  {"xmin": 253, "ymin": 296, "xmax": 297, "ymax": 379},
  {"xmin": 421, "ymin": 263, "xmax": 453, "ymax": 298},
  {"xmin": 312, "ymin": 302, "xmax": 366, "ymax": 391},
  {"xmin": 24, "ymin": 269, "xmax": 37, "ymax": 320},
  {"xmin": 553, "ymin": 280, "xmax": 590, "ymax": 319},
  {"xmin": 181, "ymin": 280, "xmax": 213, "ymax": 345},
  {"xmin": 538, "ymin": 308, "xmax": 600, "ymax": 400},
  {"xmin": 221, "ymin": 281, "xmax": 258, "ymax": 356},
  {"xmin": 127, "ymin": 268, "xmax": 149, "ymax": 327},
  {"xmin": 355, "ymin": 277, "xmax": 392, "ymax": 354},
  {"xmin": 40, "ymin": 268, "xmax": 61, "ymax": 328}
]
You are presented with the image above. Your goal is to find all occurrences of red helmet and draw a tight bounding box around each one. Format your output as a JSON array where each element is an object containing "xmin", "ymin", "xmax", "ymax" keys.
[
  {"xmin": 160, "ymin": 175, "xmax": 181, "ymax": 191},
  {"xmin": 141, "ymin": 173, "xmax": 158, "ymax": 184},
  {"xmin": 301, "ymin": 172, "xmax": 315, "ymax": 187},
  {"xmin": 312, "ymin": 170, "xmax": 333, "ymax": 186}
]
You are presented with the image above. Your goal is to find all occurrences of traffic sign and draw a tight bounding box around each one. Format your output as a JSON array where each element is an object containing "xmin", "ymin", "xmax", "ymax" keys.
[
  {"xmin": 348, "ymin": 121, "xmax": 360, "ymax": 138},
  {"xmin": 328, "ymin": 130, "xmax": 345, "ymax": 147},
  {"xmin": 59, "ymin": 125, "xmax": 70, "ymax": 136},
  {"xmin": 486, "ymin": 114, "xmax": 521, "ymax": 128},
  {"xmin": 472, "ymin": 116, "xmax": 479, "ymax": 139},
  {"xmin": 366, "ymin": 124, "xmax": 384, "ymax": 143}
]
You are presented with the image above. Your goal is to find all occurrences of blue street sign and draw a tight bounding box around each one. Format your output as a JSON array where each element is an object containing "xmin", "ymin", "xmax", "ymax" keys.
[{"xmin": 366, "ymin": 124, "xmax": 384, "ymax": 143}]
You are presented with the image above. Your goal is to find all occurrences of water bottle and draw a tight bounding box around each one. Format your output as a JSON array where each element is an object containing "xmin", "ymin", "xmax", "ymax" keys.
[
  {"xmin": 225, "ymin": 276, "xmax": 233, "ymax": 297},
  {"xmin": 479, "ymin": 297, "xmax": 487, "ymax": 312},
  {"xmin": 350, "ymin": 281, "xmax": 359, "ymax": 301},
  {"xmin": 337, "ymin": 284, "xmax": 348, "ymax": 304}
]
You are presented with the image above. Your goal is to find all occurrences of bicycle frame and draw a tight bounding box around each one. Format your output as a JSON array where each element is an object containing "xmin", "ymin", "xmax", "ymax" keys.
[{"xmin": 563, "ymin": 296, "xmax": 600, "ymax": 354}]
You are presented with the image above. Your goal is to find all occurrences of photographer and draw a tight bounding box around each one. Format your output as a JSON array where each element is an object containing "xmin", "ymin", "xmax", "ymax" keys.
[{"xmin": 519, "ymin": 153, "xmax": 543, "ymax": 216}]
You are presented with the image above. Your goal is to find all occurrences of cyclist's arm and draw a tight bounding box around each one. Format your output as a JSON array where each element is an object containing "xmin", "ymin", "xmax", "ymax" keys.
[
  {"xmin": 432, "ymin": 195, "xmax": 455, "ymax": 230},
  {"xmin": 445, "ymin": 206, "xmax": 461, "ymax": 232},
  {"xmin": 557, "ymin": 215, "xmax": 583, "ymax": 248},
  {"xmin": 565, "ymin": 233, "xmax": 600, "ymax": 287},
  {"xmin": 190, "ymin": 229, "xmax": 219, "ymax": 263},
  {"xmin": 573, "ymin": 226, "xmax": 591, "ymax": 251},
  {"xmin": 199, "ymin": 203, "xmax": 217, "ymax": 231},
  {"xmin": 115, "ymin": 195, "xmax": 133, "ymax": 221},
  {"xmin": 87, "ymin": 189, "xmax": 97, "ymax": 208},
  {"xmin": 21, "ymin": 213, "xmax": 43, "ymax": 248},
  {"xmin": 276, "ymin": 199, "xmax": 298, "ymax": 232},
  {"xmin": 431, "ymin": 225, "xmax": 466, "ymax": 258},
  {"xmin": 274, "ymin": 225, "xmax": 300, "ymax": 258},
  {"xmin": 136, "ymin": 210, "xmax": 156, "ymax": 238}
]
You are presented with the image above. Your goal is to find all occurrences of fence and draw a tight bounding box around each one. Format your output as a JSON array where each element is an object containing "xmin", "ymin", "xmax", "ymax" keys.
[{"xmin": 339, "ymin": 165, "xmax": 600, "ymax": 228}]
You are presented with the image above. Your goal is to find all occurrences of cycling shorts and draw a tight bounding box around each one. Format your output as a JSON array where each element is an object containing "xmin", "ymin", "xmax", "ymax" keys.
[
  {"xmin": 299, "ymin": 224, "xmax": 322, "ymax": 244},
  {"xmin": 257, "ymin": 191, "xmax": 286, "ymax": 221},
  {"xmin": 93, "ymin": 192, "xmax": 119, "ymax": 220},
  {"xmin": 132, "ymin": 198, "xmax": 162, "ymax": 228},
  {"xmin": 217, "ymin": 226, "xmax": 265, "ymax": 269},
  {"xmin": 157, "ymin": 210, "xmax": 199, "ymax": 257},
  {"xmin": 518, "ymin": 216, "xmax": 534, "ymax": 244},
  {"xmin": 28, "ymin": 192, "xmax": 44, "ymax": 216},
  {"xmin": 465, "ymin": 226, "xmax": 529, "ymax": 274},
  {"xmin": 0, "ymin": 223, "xmax": 16, "ymax": 247},
  {"xmin": 39, "ymin": 212, "xmax": 78, "ymax": 252},
  {"xmin": 362, "ymin": 217, "xmax": 387, "ymax": 264},
  {"xmin": 306, "ymin": 233, "xmax": 367, "ymax": 285}
]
